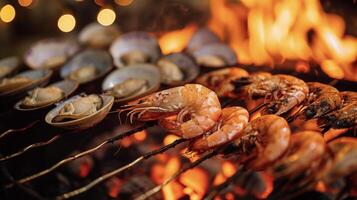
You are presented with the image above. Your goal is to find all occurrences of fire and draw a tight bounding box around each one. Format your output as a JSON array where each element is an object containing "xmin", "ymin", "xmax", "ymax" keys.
[
  {"xmin": 208, "ymin": 0, "xmax": 357, "ymax": 81},
  {"xmin": 159, "ymin": 24, "xmax": 197, "ymax": 54}
]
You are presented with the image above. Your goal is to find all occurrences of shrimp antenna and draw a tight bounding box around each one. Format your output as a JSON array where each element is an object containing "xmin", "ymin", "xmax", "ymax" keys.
[
  {"xmin": 55, "ymin": 138, "xmax": 188, "ymax": 200},
  {"xmin": 248, "ymin": 102, "xmax": 267, "ymax": 115},
  {"xmin": 0, "ymin": 120, "xmax": 40, "ymax": 141},
  {"xmin": 4, "ymin": 123, "xmax": 154, "ymax": 189},
  {"xmin": 135, "ymin": 147, "xmax": 222, "ymax": 200}
]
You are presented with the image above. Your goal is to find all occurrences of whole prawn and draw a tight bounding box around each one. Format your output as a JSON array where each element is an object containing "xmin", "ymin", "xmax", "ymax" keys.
[
  {"xmin": 296, "ymin": 82, "xmax": 341, "ymax": 120},
  {"xmin": 195, "ymin": 67, "xmax": 249, "ymax": 98},
  {"xmin": 271, "ymin": 131, "xmax": 326, "ymax": 179},
  {"xmin": 121, "ymin": 84, "xmax": 222, "ymax": 139},
  {"xmin": 233, "ymin": 73, "xmax": 309, "ymax": 115},
  {"xmin": 189, "ymin": 106, "xmax": 249, "ymax": 151},
  {"xmin": 318, "ymin": 91, "xmax": 357, "ymax": 129},
  {"xmin": 225, "ymin": 115, "xmax": 291, "ymax": 170}
]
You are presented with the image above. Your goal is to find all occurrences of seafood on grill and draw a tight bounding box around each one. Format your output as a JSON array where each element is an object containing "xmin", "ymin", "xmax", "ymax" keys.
[
  {"xmin": 233, "ymin": 73, "xmax": 309, "ymax": 115},
  {"xmin": 102, "ymin": 64, "xmax": 160, "ymax": 103},
  {"xmin": 0, "ymin": 56, "xmax": 21, "ymax": 79},
  {"xmin": 186, "ymin": 28, "xmax": 221, "ymax": 53},
  {"xmin": 78, "ymin": 22, "xmax": 120, "ymax": 48},
  {"xmin": 121, "ymin": 84, "xmax": 222, "ymax": 139},
  {"xmin": 45, "ymin": 94, "xmax": 114, "ymax": 129},
  {"xmin": 189, "ymin": 106, "xmax": 249, "ymax": 151},
  {"xmin": 195, "ymin": 67, "xmax": 249, "ymax": 97},
  {"xmin": 271, "ymin": 131, "xmax": 326, "ymax": 180},
  {"xmin": 156, "ymin": 53, "xmax": 199, "ymax": 86},
  {"xmin": 191, "ymin": 43, "xmax": 237, "ymax": 68},
  {"xmin": 295, "ymin": 82, "xmax": 341, "ymax": 120},
  {"xmin": 61, "ymin": 50, "xmax": 112, "ymax": 84},
  {"xmin": 110, "ymin": 32, "xmax": 161, "ymax": 68},
  {"xmin": 224, "ymin": 115, "xmax": 291, "ymax": 170},
  {"xmin": 318, "ymin": 91, "xmax": 357, "ymax": 129},
  {"xmin": 24, "ymin": 38, "xmax": 79, "ymax": 69},
  {"xmin": 15, "ymin": 79, "xmax": 78, "ymax": 111},
  {"xmin": 0, "ymin": 69, "xmax": 52, "ymax": 98}
]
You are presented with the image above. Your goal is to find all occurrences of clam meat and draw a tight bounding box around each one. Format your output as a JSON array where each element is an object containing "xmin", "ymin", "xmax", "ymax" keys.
[
  {"xmin": 157, "ymin": 58, "xmax": 184, "ymax": 83},
  {"xmin": 0, "ymin": 76, "xmax": 33, "ymax": 93},
  {"xmin": 105, "ymin": 78, "xmax": 148, "ymax": 99},
  {"xmin": 68, "ymin": 65, "xmax": 98, "ymax": 83},
  {"xmin": 21, "ymin": 86, "xmax": 64, "ymax": 108},
  {"xmin": 52, "ymin": 94, "xmax": 103, "ymax": 122}
]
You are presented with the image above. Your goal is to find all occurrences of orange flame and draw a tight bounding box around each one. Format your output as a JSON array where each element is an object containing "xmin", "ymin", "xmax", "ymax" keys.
[
  {"xmin": 208, "ymin": 0, "xmax": 357, "ymax": 81},
  {"xmin": 159, "ymin": 24, "xmax": 197, "ymax": 55}
]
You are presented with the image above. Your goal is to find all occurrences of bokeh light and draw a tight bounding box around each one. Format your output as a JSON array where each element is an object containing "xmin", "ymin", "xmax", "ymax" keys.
[
  {"xmin": 57, "ymin": 14, "xmax": 76, "ymax": 32},
  {"xmin": 115, "ymin": 0, "xmax": 134, "ymax": 6},
  {"xmin": 0, "ymin": 4, "xmax": 16, "ymax": 23},
  {"xmin": 97, "ymin": 8, "xmax": 116, "ymax": 26},
  {"xmin": 18, "ymin": 0, "xmax": 33, "ymax": 7}
]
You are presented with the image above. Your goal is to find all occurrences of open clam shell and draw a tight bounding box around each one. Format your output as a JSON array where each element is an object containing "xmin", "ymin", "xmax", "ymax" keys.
[
  {"xmin": 0, "ymin": 57, "xmax": 21, "ymax": 79},
  {"xmin": 102, "ymin": 63, "xmax": 160, "ymax": 103},
  {"xmin": 192, "ymin": 43, "xmax": 237, "ymax": 68},
  {"xmin": 45, "ymin": 94, "xmax": 114, "ymax": 130},
  {"xmin": 186, "ymin": 28, "xmax": 221, "ymax": 53},
  {"xmin": 109, "ymin": 31, "xmax": 161, "ymax": 68},
  {"xmin": 79, "ymin": 22, "xmax": 120, "ymax": 48},
  {"xmin": 0, "ymin": 69, "xmax": 52, "ymax": 98},
  {"xmin": 24, "ymin": 38, "xmax": 79, "ymax": 70},
  {"xmin": 60, "ymin": 50, "xmax": 112, "ymax": 84},
  {"xmin": 14, "ymin": 79, "xmax": 79, "ymax": 111},
  {"xmin": 156, "ymin": 53, "xmax": 199, "ymax": 86}
]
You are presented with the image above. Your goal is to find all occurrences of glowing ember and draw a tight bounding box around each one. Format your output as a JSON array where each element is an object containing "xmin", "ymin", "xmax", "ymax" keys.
[
  {"xmin": 208, "ymin": 0, "xmax": 357, "ymax": 81},
  {"xmin": 159, "ymin": 24, "xmax": 197, "ymax": 54}
]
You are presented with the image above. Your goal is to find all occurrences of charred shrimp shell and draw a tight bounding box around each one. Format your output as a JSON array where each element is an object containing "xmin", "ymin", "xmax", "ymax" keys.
[
  {"xmin": 102, "ymin": 63, "xmax": 160, "ymax": 103},
  {"xmin": 60, "ymin": 50, "xmax": 112, "ymax": 84},
  {"xmin": 79, "ymin": 22, "xmax": 120, "ymax": 48},
  {"xmin": 24, "ymin": 38, "xmax": 79, "ymax": 70},
  {"xmin": 0, "ymin": 56, "xmax": 21, "ymax": 80},
  {"xmin": 109, "ymin": 31, "xmax": 161, "ymax": 68},
  {"xmin": 156, "ymin": 53, "xmax": 199, "ymax": 86},
  {"xmin": 14, "ymin": 79, "xmax": 78, "ymax": 111},
  {"xmin": 45, "ymin": 94, "xmax": 114, "ymax": 129},
  {"xmin": 191, "ymin": 43, "xmax": 237, "ymax": 68}
]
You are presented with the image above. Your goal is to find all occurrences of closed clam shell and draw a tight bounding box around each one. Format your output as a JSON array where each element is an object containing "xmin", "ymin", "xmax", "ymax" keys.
[
  {"xmin": 0, "ymin": 57, "xmax": 21, "ymax": 79},
  {"xmin": 156, "ymin": 53, "xmax": 199, "ymax": 86},
  {"xmin": 45, "ymin": 94, "xmax": 114, "ymax": 129},
  {"xmin": 14, "ymin": 79, "xmax": 79, "ymax": 111},
  {"xmin": 24, "ymin": 38, "xmax": 79, "ymax": 69},
  {"xmin": 102, "ymin": 63, "xmax": 160, "ymax": 103},
  {"xmin": 79, "ymin": 22, "xmax": 120, "ymax": 48},
  {"xmin": 109, "ymin": 31, "xmax": 161, "ymax": 68},
  {"xmin": 186, "ymin": 28, "xmax": 221, "ymax": 53},
  {"xmin": 192, "ymin": 43, "xmax": 237, "ymax": 68},
  {"xmin": 60, "ymin": 50, "xmax": 112, "ymax": 84},
  {"xmin": 0, "ymin": 69, "xmax": 52, "ymax": 98}
]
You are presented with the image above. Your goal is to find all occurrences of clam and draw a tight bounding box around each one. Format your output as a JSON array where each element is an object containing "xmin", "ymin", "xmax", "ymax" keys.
[
  {"xmin": 60, "ymin": 50, "xmax": 112, "ymax": 84},
  {"xmin": 109, "ymin": 32, "xmax": 161, "ymax": 68},
  {"xmin": 156, "ymin": 53, "xmax": 199, "ymax": 86},
  {"xmin": 186, "ymin": 28, "xmax": 221, "ymax": 53},
  {"xmin": 191, "ymin": 43, "xmax": 237, "ymax": 68},
  {"xmin": 45, "ymin": 94, "xmax": 114, "ymax": 129},
  {"xmin": 102, "ymin": 63, "xmax": 160, "ymax": 103},
  {"xmin": 14, "ymin": 80, "xmax": 79, "ymax": 111},
  {"xmin": 0, "ymin": 57, "xmax": 21, "ymax": 79},
  {"xmin": 0, "ymin": 69, "xmax": 52, "ymax": 98},
  {"xmin": 79, "ymin": 22, "xmax": 120, "ymax": 48},
  {"xmin": 24, "ymin": 38, "xmax": 79, "ymax": 69}
]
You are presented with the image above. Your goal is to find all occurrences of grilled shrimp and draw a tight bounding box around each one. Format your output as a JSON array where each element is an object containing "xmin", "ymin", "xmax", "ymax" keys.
[
  {"xmin": 271, "ymin": 131, "xmax": 326, "ymax": 179},
  {"xmin": 189, "ymin": 106, "xmax": 249, "ymax": 151},
  {"xmin": 318, "ymin": 91, "xmax": 357, "ymax": 129},
  {"xmin": 225, "ymin": 115, "xmax": 291, "ymax": 170},
  {"xmin": 121, "ymin": 84, "xmax": 222, "ymax": 139},
  {"xmin": 319, "ymin": 137, "xmax": 357, "ymax": 186},
  {"xmin": 233, "ymin": 73, "xmax": 309, "ymax": 115},
  {"xmin": 195, "ymin": 67, "xmax": 249, "ymax": 97},
  {"xmin": 296, "ymin": 82, "xmax": 341, "ymax": 120}
]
